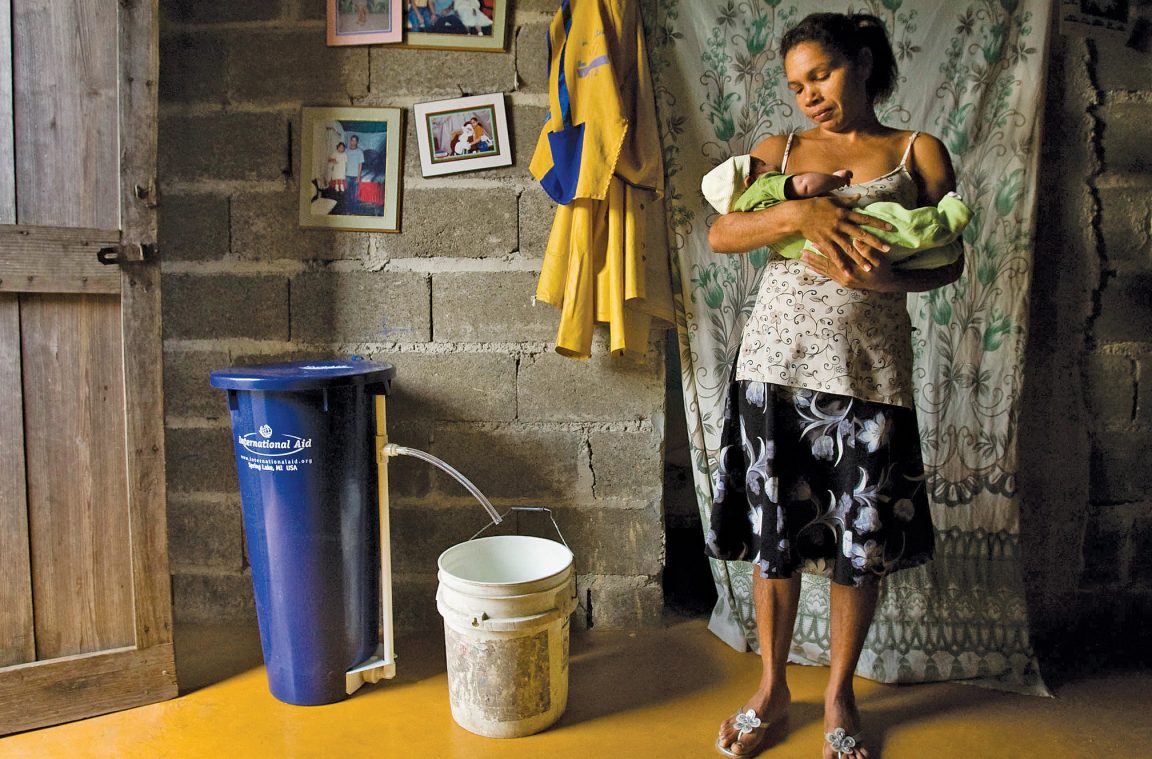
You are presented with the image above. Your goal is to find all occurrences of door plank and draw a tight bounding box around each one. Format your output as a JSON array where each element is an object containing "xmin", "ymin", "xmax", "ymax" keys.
[
  {"xmin": 122, "ymin": 264, "xmax": 173, "ymax": 648},
  {"xmin": 0, "ymin": 295, "xmax": 34, "ymax": 667},
  {"xmin": 22, "ymin": 294, "xmax": 135, "ymax": 660},
  {"xmin": 0, "ymin": 225, "xmax": 121, "ymax": 294},
  {"xmin": 12, "ymin": 0, "xmax": 120, "ymax": 229},
  {"xmin": 0, "ymin": 644, "xmax": 176, "ymax": 735},
  {"xmin": 0, "ymin": 0, "xmax": 14, "ymax": 223}
]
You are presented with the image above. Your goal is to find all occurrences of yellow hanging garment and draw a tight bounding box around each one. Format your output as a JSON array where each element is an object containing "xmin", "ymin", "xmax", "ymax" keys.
[{"xmin": 530, "ymin": 0, "xmax": 673, "ymax": 359}]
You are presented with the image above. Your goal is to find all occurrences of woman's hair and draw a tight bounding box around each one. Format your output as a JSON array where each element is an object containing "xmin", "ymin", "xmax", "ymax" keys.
[
  {"xmin": 780, "ymin": 13, "xmax": 898, "ymax": 104},
  {"xmin": 336, "ymin": 141, "xmax": 346, "ymax": 150}
]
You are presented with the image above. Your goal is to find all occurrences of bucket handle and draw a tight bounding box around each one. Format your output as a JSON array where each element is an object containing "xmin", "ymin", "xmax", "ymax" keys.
[{"xmin": 470, "ymin": 507, "xmax": 569, "ymax": 549}]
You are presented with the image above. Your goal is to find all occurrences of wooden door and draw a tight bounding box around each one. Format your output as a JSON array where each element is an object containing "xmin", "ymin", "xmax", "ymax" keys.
[{"xmin": 0, "ymin": 0, "xmax": 176, "ymax": 734}]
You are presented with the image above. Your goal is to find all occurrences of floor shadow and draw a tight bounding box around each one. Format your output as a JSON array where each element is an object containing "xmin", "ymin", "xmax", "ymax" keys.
[{"xmin": 174, "ymin": 623, "xmax": 265, "ymax": 695}]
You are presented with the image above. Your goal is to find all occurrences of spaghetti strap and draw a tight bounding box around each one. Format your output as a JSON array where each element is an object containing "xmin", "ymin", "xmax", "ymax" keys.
[
  {"xmin": 780, "ymin": 132, "xmax": 797, "ymax": 173},
  {"xmin": 899, "ymin": 131, "xmax": 921, "ymax": 168}
]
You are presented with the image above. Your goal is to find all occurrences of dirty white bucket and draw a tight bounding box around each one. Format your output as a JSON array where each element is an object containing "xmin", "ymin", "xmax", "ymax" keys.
[{"xmin": 436, "ymin": 534, "xmax": 577, "ymax": 738}]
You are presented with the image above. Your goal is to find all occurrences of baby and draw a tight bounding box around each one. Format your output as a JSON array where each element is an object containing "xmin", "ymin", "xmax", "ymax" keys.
[
  {"xmin": 701, "ymin": 154, "xmax": 972, "ymax": 270},
  {"xmin": 454, "ymin": 123, "xmax": 475, "ymax": 155}
]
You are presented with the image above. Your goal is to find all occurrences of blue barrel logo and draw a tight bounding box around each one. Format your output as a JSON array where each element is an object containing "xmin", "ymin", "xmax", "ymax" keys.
[{"xmin": 238, "ymin": 425, "xmax": 313, "ymax": 457}]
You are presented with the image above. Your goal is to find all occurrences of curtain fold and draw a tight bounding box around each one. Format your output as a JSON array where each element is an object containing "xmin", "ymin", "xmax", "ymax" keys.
[{"xmin": 646, "ymin": 0, "xmax": 1052, "ymax": 694}]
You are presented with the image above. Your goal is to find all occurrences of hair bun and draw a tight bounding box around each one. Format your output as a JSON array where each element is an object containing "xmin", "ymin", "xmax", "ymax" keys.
[{"xmin": 852, "ymin": 14, "xmax": 884, "ymax": 30}]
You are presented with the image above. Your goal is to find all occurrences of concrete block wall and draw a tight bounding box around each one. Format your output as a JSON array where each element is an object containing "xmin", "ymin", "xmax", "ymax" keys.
[
  {"xmin": 158, "ymin": 0, "xmax": 667, "ymax": 631},
  {"xmin": 1025, "ymin": 8, "xmax": 1152, "ymax": 663}
]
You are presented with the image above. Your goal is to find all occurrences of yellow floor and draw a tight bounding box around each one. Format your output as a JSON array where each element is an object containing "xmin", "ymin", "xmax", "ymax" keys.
[{"xmin": 1, "ymin": 618, "xmax": 1148, "ymax": 758}]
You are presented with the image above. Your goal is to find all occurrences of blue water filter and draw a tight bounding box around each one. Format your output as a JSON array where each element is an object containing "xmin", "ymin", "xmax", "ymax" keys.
[{"xmin": 209, "ymin": 360, "xmax": 395, "ymax": 706}]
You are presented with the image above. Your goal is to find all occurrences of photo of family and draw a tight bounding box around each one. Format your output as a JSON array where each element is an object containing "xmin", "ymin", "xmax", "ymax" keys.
[
  {"xmin": 413, "ymin": 94, "xmax": 512, "ymax": 176},
  {"xmin": 327, "ymin": 0, "xmax": 402, "ymax": 46},
  {"xmin": 300, "ymin": 107, "xmax": 402, "ymax": 231},
  {"xmin": 401, "ymin": 0, "xmax": 507, "ymax": 50}
]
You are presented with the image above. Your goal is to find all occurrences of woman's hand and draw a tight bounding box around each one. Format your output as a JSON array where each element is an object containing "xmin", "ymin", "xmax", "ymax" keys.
[
  {"xmin": 797, "ymin": 196, "xmax": 892, "ymax": 273},
  {"xmin": 801, "ymin": 240, "xmax": 901, "ymax": 291}
]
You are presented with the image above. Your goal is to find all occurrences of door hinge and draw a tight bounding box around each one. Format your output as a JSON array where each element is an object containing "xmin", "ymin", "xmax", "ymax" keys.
[{"xmin": 97, "ymin": 243, "xmax": 155, "ymax": 265}]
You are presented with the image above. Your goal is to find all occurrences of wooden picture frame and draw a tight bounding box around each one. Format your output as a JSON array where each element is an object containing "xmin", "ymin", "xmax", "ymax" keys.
[
  {"xmin": 327, "ymin": 0, "xmax": 403, "ymax": 46},
  {"xmin": 299, "ymin": 107, "xmax": 403, "ymax": 232},
  {"xmin": 413, "ymin": 93, "xmax": 512, "ymax": 177},
  {"xmin": 399, "ymin": 0, "xmax": 508, "ymax": 52}
]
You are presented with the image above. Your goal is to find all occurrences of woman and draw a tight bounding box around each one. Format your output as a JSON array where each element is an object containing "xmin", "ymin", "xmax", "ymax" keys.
[{"xmin": 707, "ymin": 13, "xmax": 963, "ymax": 759}]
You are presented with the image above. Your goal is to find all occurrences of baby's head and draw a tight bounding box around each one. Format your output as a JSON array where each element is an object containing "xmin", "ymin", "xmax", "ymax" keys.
[{"xmin": 745, "ymin": 156, "xmax": 770, "ymax": 187}]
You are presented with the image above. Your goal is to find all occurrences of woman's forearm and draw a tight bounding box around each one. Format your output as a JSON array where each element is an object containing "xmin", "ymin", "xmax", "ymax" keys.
[{"xmin": 707, "ymin": 202, "xmax": 800, "ymax": 254}]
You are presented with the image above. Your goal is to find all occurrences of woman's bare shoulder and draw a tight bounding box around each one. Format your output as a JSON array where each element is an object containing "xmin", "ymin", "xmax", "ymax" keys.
[
  {"xmin": 908, "ymin": 131, "xmax": 957, "ymax": 201},
  {"xmin": 749, "ymin": 133, "xmax": 795, "ymax": 168}
]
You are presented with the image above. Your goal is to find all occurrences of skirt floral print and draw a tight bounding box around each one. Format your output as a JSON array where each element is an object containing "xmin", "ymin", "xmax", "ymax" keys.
[{"xmin": 705, "ymin": 379, "xmax": 935, "ymax": 587}]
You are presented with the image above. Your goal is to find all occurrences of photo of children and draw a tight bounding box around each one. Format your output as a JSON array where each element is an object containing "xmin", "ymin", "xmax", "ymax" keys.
[
  {"xmin": 428, "ymin": 108, "xmax": 498, "ymax": 163},
  {"xmin": 309, "ymin": 120, "xmax": 389, "ymax": 217},
  {"xmin": 405, "ymin": 0, "xmax": 495, "ymax": 36},
  {"xmin": 335, "ymin": 0, "xmax": 395, "ymax": 35}
]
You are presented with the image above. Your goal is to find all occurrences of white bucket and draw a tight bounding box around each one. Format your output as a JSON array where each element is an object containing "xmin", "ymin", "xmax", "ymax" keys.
[{"xmin": 436, "ymin": 535, "xmax": 577, "ymax": 738}]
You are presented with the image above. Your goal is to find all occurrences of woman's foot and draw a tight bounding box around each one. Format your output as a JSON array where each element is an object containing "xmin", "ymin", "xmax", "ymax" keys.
[
  {"xmin": 716, "ymin": 689, "xmax": 790, "ymax": 757},
  {"xmin": 823, "ymin": 692, "xmax": 868, "ymax": 759}
]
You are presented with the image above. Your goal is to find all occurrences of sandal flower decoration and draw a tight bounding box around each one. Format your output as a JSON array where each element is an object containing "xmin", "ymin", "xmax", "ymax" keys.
[
  {"xmin": 825, "ymin": 727, "xmax": 857, "ymax": 756},
  {"xmin": 733, "ymin": 709, "xmax": 762, "ymax": 736}
]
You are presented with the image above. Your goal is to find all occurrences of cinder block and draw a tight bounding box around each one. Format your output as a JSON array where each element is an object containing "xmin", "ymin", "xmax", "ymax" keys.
[
  {"xmin": 162, "ymin": 0, "xmax": 286, "ymax": 23},
  {"xmin": 428, "ymin": 424, "xmax": 586, "ymax": 501},
  {"xmin": 368, "ymin": 47, "xmax": 516, "ymax": 97},
  {"xmin": 166, "ymin": 425, "xmax": 240, "ymax": 494},
  {"xmin": 1090, "ymin": 429, "xmax": 1152, "ymax": 502},
  {"xmin": 231, "ymin": 189, "xmax": 371, "ymax": 261},
  {"xmin": 515, "ymin": 22, "xmax": 550, "ymax": 93},
  {"xmin": 389, "ymin": 507, "xmax": 487, "ymax": 575},
  {"xmin": 159, "ymin": 192, "xmax": 230, "ymax": 262},
  {"xmin": 230, "ymin": 31, "xmax": 369, "ymax": 103},
  {"xmin": 159, "ymin": 112, "xmax": 288, "ymax": 182},
  {"xmin": 294, "ymin": 0, "xmax": 326, "ymax": 21},
  {"xmin": 517, "ymin": 348, "xmax": 664, "ymax": 422},
  {"xmin": 519, "ymin": 184, "xmax": 557, "ymax": 258},
  {"xmin": 515, "ymin": 0, "xmax": 561, "ymax": 14},
  {"xmin": 1079, "ymin": 506, "xmax": 1132, "ymax": 585},
  {"xmin": 1098, "ymin": 185, "xmax": 1151, "ymax": 267},
  {"xmin": 432, "ymin": 271, "xmax": 553, "ymax": 343},
  {"xmin": 384, "ymin": 351, "xmax": 517, "ymax": 422},
  {"xmin": 290, "ymin": 270, "xmax": 431, "ymax": 343},
  {"xmin": 1129, "ymin": 513, "xmax": 1152, "ymax": 586},
  {"xmin": 1101, "ymin": 102, "xmax": 1152, "ymax": 174},
  {"xmin": 171, "ymin": 571, "xmax": 256, "ymax": 624},
  {"xmin": 164, "ymin": 348, "xmax": 232, "ymax": 420},
  {"xmin": 551, "ymin": 506, "xmax": 664, "ymax": 577},
  {"xmin": 163, "ymin": 274, "xmax": 290, "ymax": 340},
  {"xmin": 392, "ymin": 573, "xmax": 440, "ymax": 632},
  {"xmin": 1139, "ymin": 356, "xmax": 1152, "ymax": 425},
  {"xmin": 1094, "ymin": 38, "xmax": 1152, "ymax": 93},
  {"xmin": 391, "ymin": 187, "xmax": 517, "ymax": 258},
  {"xmin": 168, "ymin": 496, "xmax": 244, "ymax": 570},
  {"xmin": 575, "ymin": 575, "xmax": 664, "ymax": 629},
  {"xmin": 1095, "ymin": 273, "xmax": 1152, "ymax": 344},
  {"xmin": 159, "ymin": 33, "xmax": 228, "ymax": 104},
  {"xmin": 589, "ymin": 429, "xmax": 664, "ymax": 501},
  {"xmin": 1083, "ymin": 353, "xmax": 1135, "ymax": 424}
]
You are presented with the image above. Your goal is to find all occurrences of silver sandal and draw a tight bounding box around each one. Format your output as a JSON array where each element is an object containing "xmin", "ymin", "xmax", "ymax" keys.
[
  {"xmin": 825, "ymin": 726, "xmax": 863, "ymax": 758},
  {"xmin": 716, "ymin": 709, "xmax": 768, "ymax": 758}
]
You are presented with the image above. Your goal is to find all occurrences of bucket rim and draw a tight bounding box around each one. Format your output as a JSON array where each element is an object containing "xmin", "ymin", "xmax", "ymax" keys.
[{"xmin": 437, "ymin": 534, "xmax": 573, "ymax": 587}]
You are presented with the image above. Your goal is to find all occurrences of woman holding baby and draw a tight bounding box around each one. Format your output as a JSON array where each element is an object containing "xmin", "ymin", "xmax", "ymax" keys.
[{"xmin": 706, "ymin": 12, "xmax": 964, "ymax": 759}]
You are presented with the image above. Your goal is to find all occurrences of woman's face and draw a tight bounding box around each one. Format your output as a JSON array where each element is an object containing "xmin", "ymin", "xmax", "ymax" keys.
[{"xmin": 784, "ymin": 41, "xmax": 872, "ymax": 131}]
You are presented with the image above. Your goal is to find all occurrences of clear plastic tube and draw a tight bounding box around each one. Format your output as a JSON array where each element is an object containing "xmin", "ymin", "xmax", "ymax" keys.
[{"xmin": 383, "ymin": 443, "xmax": 502, "ymax": 525}]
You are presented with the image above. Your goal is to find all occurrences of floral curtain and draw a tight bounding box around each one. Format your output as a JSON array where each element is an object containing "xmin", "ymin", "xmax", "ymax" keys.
[{"xmin": 646, "ymin": 0, "xmax": 1051, "ymax": 694}]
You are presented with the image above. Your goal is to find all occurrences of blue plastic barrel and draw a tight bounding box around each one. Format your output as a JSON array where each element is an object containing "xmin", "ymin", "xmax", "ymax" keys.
[{"xmin": 209, "ymin": 359, "xmax": 395, "ymax": 705}]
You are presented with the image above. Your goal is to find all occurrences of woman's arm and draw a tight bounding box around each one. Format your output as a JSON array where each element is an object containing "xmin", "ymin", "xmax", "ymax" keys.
[
  {"xmin": 805, "ymin": 132, "xmax": 963, "ymax": 291},
  {"xmin": 707, "ymin": 135, "xmax": 893, "ymax": 262}
]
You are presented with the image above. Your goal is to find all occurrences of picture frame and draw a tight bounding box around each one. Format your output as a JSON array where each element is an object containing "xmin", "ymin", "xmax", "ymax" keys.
[
  {"xmin": 413, "ymin": 93, "xmax": 512, "ymax": 177},
  {"xmin": 327, "ymin": 0, "xmax": 403, "ymax": 46},
  {"xmin": 1060, "ymin": 0, "xmax": 1132, "ymax": 40},
  {"xmin": 299, "ymin": 107, "xmax": 403, "ymax": 232},
  {"xmin": 399, "ymin": 0, "xmax": 509, "ymax": 52}
]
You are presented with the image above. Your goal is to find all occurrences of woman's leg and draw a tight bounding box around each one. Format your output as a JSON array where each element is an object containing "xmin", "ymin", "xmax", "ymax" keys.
[
  {"xmin": 717, "ymin": 571, "xmax": 801, "ymax": 756},
  {"xmin": 823, "ymin": 581, "xmax": 880, "ymax": 759}
]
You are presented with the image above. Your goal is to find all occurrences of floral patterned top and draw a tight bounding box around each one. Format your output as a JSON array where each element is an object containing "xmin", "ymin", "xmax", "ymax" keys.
[{"xmin": 736, "ymin": 132, "xmax": 922, "ymax": 408}]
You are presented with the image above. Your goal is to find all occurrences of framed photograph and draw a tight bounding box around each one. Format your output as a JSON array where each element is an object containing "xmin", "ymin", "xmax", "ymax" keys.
[
  {"xmin": 327, "ymin": 0, "xmax": 403, "ymax": 46},
  {"xmin": 413, "ymin": 93, "xmax": 512, "ymax": 177},
  {"xmin": 1060, "ymin": 0, "xmax": 1132, "ymax": 40},
  {"xmin": 299, "ymin": 107, "xmax": 403, "ymax": 232},
  {"xmin": 400, "ymin": 0, "xmax": 508, "ymax": 52}
]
